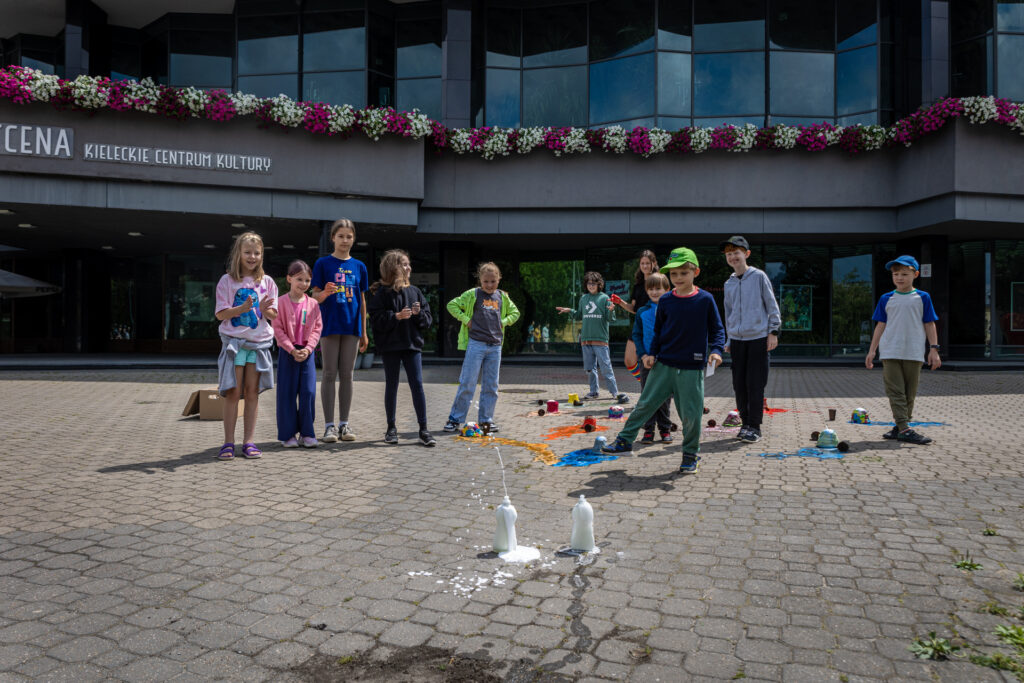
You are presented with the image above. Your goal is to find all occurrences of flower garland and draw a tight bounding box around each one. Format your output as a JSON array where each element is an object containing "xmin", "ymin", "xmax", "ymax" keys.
[{"xmin": 3, "ymin": 65, "xmax": 1024, "ymax": 161}]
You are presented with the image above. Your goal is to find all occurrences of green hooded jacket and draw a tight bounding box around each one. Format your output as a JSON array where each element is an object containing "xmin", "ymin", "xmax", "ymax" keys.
[{"xmin": 446, "ymin": 288, "xmax": 521, "ymax": 351}]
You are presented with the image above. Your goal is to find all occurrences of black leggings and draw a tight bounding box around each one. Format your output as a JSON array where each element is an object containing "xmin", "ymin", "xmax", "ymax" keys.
[
  {"xmin": 382, "ymin": 350, "xmax": 428, "ymax": 429},
  {"xmin": 730, "ymin": 336, "xmax": 770, "ymax": 429}
]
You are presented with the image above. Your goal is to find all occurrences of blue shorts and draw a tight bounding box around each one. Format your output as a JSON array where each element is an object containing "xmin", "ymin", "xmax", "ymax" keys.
[{"xmin": 234, "ymin": 348, "xmax": 258, "ymax": 366}]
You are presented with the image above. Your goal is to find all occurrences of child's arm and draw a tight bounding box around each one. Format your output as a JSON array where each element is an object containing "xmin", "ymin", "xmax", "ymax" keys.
[
  {"xmin": 604, "ymin": 295, "xmax": 616, "ymax": 322},
  {"xmin": 359, "ymin": 291, "xmax": 369, "ymax": 352},
  {"xmin": 416, "ymin": 289, "xmax": 433, "ymax": 329},
  {"xmin": 306, "ymin": 303, "xmax": 323, "ymax": 350},
  {"xmin": 924, "ymin": 321, "xmax": 941, "ymax": 370},
  {"xmin": 214, "ymin": 277, "xmax": 252, "ymax": 322},
  {"xmin": 865, "ymin": 322, "xmax": 885, "ymax": 369},
  {"xmin": 367, "ymin": 290, "xmax": 399, "ymax": 332},
  {"xmin": 707, "ymin": 299, "xmax": 726, "ymax": 367},
  {"xmin": 272, "ymin": 309, "xmax": 295, "ymax": 353},
  {"xmin": 446, "ymin": 292, "xmax": 472, "ymax": 325},
  {"xmin": 501, "ymin": 293, "xmax": 521, "ymax": 327},
  {"xmin": 310, "ymin": 261, "xmax": 337, "ymax": 304},
  {"xmin": 630, "ymin": 312, "xmax": 646, "ymax": 357},
  {"xmin": 761, "ymin": 271, "xmax": 782, "ymax": 351}
]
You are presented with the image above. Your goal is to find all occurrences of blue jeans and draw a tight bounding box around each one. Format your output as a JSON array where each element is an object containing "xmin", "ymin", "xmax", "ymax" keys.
[
  {"xmin": 449, "ymin": 339, "xmax": 502, "ymax": 424},
  {"xmin": 582, "ymin": 344, "xmax": 619, "ymax": 396}
]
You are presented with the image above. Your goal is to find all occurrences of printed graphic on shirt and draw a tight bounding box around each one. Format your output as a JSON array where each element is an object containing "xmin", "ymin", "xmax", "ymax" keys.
[
  {"xmin": 332, "ymin": 265, "xmax": 361, "ymax": 304},
  {"xmin": 230, "ymin": 288, "xmax": 260, "ymax": 329},
  {"xmin": 482, "ymin": 298, "xmax": 500, "ymax": 311},
  {"xmin": 585, "ymin": 300, "xmax": 598, "ymax": 315}
]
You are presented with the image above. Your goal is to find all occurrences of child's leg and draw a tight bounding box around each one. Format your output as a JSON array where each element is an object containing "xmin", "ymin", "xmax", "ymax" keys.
[
  {"xmin": 320, "ymin": 335, "xmax": 341, "ymax": 425},
  {"xmin": 297, "ymin": 354, "xmax": 317, "ymax": 438},
  {"xmin": 640, "ymin": 368, "xmax": 656, "ymax": 432},
  {"xmin": 335, "ymin": 335, "xmax": 360, "ymax": 424},
  {"xmin": 617, "ymin": 364, "xmax": 675, "ymax": 442},
  {"xmin": 882, "ymin": 360, "xmax": 911, "ymax": 431},
  {"xmin": 276, "ymin": 350, "xmax": 299, "ymax": 442},
  {"xmin": 241, "ymin": 362, "xmax": 259, "ymax": 444},
  {"xmin": 902, "ymin": 359, "xmax": 922, "ymax": 425},
  {"xmin": 477, "ymin": 344, "xmax": 502, "ymax": 424},
  {"xmin": 744, "ymin": 337, "xmax": 770, "ymax": 431},
  {"xmin": 223, "ymin": 365, "xmax": 245, "ymax": 443},
  {"xmin": 449, "ymin": 340, "xmax": 486, "ymax": 422},
  {"xmin": 402, "ymin": 351, "xmax": 428, "ymax": 427},
  {"xmin": 595, "ymin": 345, "xmax": 619, "ymax": 395},
  {"xmin": 382, "ymin": 352, "xmax": 403, "ymax": 427},
  {"xmin": 730, "ymin": 339, "xmax": 750, "ymax": 426},
  {"xmin": 581, "ymin": 345, "xmax": 599, "ymax": 395},
  {"xmin": 655, "ymin": 396, "xmax": 673, "ymax": 432},
  {"xmin": 672, "ymin": 368, "xmax": 704, "ymax": 454}
]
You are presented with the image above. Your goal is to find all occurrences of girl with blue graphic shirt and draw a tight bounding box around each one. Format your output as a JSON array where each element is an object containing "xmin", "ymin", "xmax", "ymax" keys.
[
  {"xmin": 311, "ymin": 218, "xmax": 369, "ymax": 443},
  {"xmin": 214, "ymin": 232, "xmax": 279, "ymax": 460}
]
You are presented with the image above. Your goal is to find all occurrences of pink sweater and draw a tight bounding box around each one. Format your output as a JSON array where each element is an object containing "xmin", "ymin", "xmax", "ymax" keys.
[{"xmin": 273, "ymin": 293, "xmax": 323, "ymax": 353}]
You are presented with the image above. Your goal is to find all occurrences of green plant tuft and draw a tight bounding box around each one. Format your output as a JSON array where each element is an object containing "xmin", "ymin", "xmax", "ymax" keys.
[
  {"xmin": 953, "ymin": 550, "xmax": 983, "ymax": 571},
  {"xmin": 909, "ymin": 632, "xmax": 960, "ymax": 660}
]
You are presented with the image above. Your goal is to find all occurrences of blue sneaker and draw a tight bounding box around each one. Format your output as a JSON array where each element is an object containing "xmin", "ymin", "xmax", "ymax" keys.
[
  {"xmin": 679, "ymin": 453, "xmax": 701, "ymax": 473},
  {"xmin": 602, "ymin": 437, "xmax": 633, "ymax": 454}
]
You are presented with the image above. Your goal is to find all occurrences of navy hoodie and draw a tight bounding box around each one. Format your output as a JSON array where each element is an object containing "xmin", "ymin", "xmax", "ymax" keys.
[{"xmin": 649, "ymin": 288, "xmax": 726, "ymax": 370}]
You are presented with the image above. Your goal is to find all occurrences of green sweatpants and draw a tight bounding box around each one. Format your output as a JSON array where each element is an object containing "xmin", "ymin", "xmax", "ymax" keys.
[
  {"xmin": 618, "ymin": 363, "xmax": 705, "ymax": 453},
  {"xmin": 882, "ymin": 358, "xmax": 922, "ymax": 431}
]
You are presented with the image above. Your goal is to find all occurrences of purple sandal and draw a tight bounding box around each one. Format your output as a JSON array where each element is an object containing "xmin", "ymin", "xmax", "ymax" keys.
[
  {"xmin": 218, "ymin": 443, "xmax": 235, "ymax": 460},
  {"xmin": 241, "ymin": 442, "xmax": 262, "ymax": 459}
]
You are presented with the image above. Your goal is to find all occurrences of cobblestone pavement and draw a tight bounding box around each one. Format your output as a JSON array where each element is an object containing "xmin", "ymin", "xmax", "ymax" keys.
[{"xmin": 1, "ymin": 365, "xmax": 1024, "ymax": 682}]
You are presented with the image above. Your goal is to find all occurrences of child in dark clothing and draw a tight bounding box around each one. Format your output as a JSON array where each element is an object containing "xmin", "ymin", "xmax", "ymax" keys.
[{"xmin": 631, "ymin": 272, "xmax": 673, "ymax": 443}]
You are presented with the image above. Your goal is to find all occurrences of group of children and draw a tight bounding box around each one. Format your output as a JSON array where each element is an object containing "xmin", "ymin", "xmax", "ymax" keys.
[{"xmin": 213, "ymin": 222, "xmax": 941, "ymax": 472}]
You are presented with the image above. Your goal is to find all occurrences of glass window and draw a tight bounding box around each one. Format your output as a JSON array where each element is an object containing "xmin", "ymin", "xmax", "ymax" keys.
[
  {"xmin": 952, "ymin": 0, "xmax": 994, "ymax": 43},
  {"xmin": 998, "ymin": 34, "xmax": 1024, "ymax": 101},
  {"xmin": 21, "ymin": 54, "xmax": 56, "ymax": 74},
  {"xmin": 111, "ymin": 40, "xmax": 141, "ymax": 81},
  {"xmin": 523, "ymin": 65, "xmax": 587, "ymax": 127},
  {"xmin": 695, "ymin": 115, "xmax": 766, "ymax": 127},
  {"xmin": 487, "ymin": 7, "xmax": 521, "ymax": 68},
  {"xmin": 237, "ymin": 74, "xmax": 298, "ymax": 99},
  {"xmin": 764, "ymin": 244, "xmax": 830, "ymax": 349},
  {"xmin": 694, "ymin": 0, "xmax": 765, "ymax": 51},
  {"xmin": 998, "ymin": 0, "xmax": 1024, "ymax": 31},
  {"xmin": 590, "ymin": 0, "xmax": 655, "ymax": 61},
  {"xmin": 590, "ymin": 53, "xmax": 655, "ymax": 124},
  {"xmin": 658, "ymin": 51, "xmax": 691, "ymax": 115},
  {"xmin": 657, "ymin": 116, "xmax": 691, "ymax": 129},
  {"xmin": 523, "ymin": 4, "xmax": 587, "ymax": 67},
  {"xmin": 591, "ymin": 116, "xmax": 656, "ymax": 130},
  {"xmin": 658, "ymin": 0, "xmax": 693, "ymax": 51},
  {"xmin": 770, "ymin": 51, "xmax": 834, "ymax": 116},
  {"xmin": 369, "ymin": 13, "xmax": 395, "ymax": 75},
  {"xmin": 951, "ymin": 36, "xmax": 992, "ymax": 96},
  {"xmin": 170, "ymin": 32, "xmax": 232, "ymax": 87},
  {"xmin": 694, "ymin": 51, "xmax": 765, "ymax": 116},
  {"xmin": 994, "ymin": 239, "xmax": 1024, "ymax": 356},
  {"xmin": 838, "ymin": 111, "xmax": 877, "ymax": 125},
  {"xmin": 772, "ymin": 115, "xmax": 833, "ymax": 126},
  {"xmin": 486, "ymin": 68, "xmax": 520, "ymax": 127},
  {"xmin": 837, "ymin": 44, "xmax": 876, "ymax": 114},
  {"xmin": 397, "ymin": 19, "xmax": 441, "ymax": 78},
  {"xmin": 838, "ymin": 0, "xmax": 877, "ymax": 50},
  {"xmin": 948, "ymin": 241, "xmax": 989, "ymax": 352},
  {"xmin": 303, "ymin": 71, "xmax": 365, "ymax": 107},
  {"xmin": 831, "ymin": 250, "xmax": 873, "ymax": 351},
  {"xmin": 238, "ymin": 14, "xmax": 298, "ymax": 74},
  {"xmin": 166, "ymin": 255, "xmax": 223, "ymax": 341},
  {"xmin": 303, "ymin": 11, "xmax": 365, "ymax": 72},
  {"xmin": 368, "ymin": 71, "xmax": 394, "ymax": 107},
  {"xmin": 519, "ymin": 258, "xmax": 586, "ymax": 354},
  {"xmin": 770, "ymin": 0, "xmax": 834, "ymax": 51},
  {"xmin": 396, "ymin": 77, "xmax": 441, "ymax": 119}
]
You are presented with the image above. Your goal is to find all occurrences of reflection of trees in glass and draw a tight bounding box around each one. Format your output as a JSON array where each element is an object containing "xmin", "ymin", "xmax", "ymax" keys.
[
  {"xmin": 831, "ymin": 271, "xmax": 873, "ymax": 345},
  {"xmin": 110, "ymin": 278, "xmax": 135, "ymax": 340},
  {"xmin": 519, "ymin": 260, "xmax": 583, "ymax": 350}
]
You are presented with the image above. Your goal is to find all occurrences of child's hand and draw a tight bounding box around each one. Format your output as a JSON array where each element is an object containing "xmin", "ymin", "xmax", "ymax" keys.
[
  {"xmin": 606, "ymin": 302, "xmax": 615, "ymax": 310},
  {"xmin": 411, "ymin": 301, "xmax": 421, "ymax": 314},
  {"xmin": 291, "ymin": 348, "xmax": 303, "ymax": 361},
  {"xmin": 260, "ymin": 296, "xmax": 277, "ymax": 320},
  {"xmin": 396, "ymin": 307, "xmax": 413, "ymax": 320},
  {"xmin": 708, "ymin": 353, "xmax": 722, "ymax": 369},
  {"xmin": 359, "ymin": 334, "xmax": 369, "ymax": 353},
  {"xmin": 323, "ymin": 282, "xmax": 338, "ymax": 294},
  {"xmin": 466, "ymin": 320, "xmax": 472, "ymax": 330},
  {"xmin": 642, "ymin": 355, "xmax": 655, "ymax": 369},
  {"xmin": 865, "ymin": 352, "xmax": 874, "ymax": 369},
  {"xmin": 927, "ymin": 348, "xmax": 941, "ymax": 371},
  {"xmin": 767, "ymin": 335, "xmax": 778, "ymax": 352},
  {"xmin": 555, "ymin": 307, "xmax": 570, "ymax": 314},
  {"xmin": 237, "ymin": 296, "xmax": 255, "ymax": 314}
]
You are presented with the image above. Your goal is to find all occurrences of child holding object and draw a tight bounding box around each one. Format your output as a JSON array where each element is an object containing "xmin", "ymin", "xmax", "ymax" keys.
[
  {"xmin": 443, "ymin": 262, "xmax": 520, "ymax": 434},
  {"xmin": 631, "ymin": 272, "xmax": 674, "ymax": 443},
  {"xmin": 273, "ymin": 260, "xmax": 322, "ymax": 449},
  {"xmin": 556, "ymin": 271, "xmax": 629, "ymax": 403},
  {"xmin": 214, "ymin": 232, "xmax": 279, "ymax": 460},
  {"xmin": 865, "ymin": 255, "xmax": 941, "ymax": 444}
]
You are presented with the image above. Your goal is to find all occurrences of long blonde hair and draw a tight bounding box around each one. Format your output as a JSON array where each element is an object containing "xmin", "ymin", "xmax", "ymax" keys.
[
  {"xmin": 378, "ymin": 249, "xmax": 410, "ymax": 292},
  {"xmin": 227, "ymin": 232, "xmax": 265, "ymax": 282}
]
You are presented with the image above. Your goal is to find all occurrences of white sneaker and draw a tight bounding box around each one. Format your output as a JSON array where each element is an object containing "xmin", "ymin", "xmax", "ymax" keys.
[
  {"xmin": 339, "ymin": 424, "xmax": 356, "ymax": 441},
  {"xmin": 300, "ymin": 436, "xmax": 318, "ymax": 448},
  {"xmin": 282, "ymin": 437, "xmax": 299, "ymax": 448},
  {"xmin": 321, "ymin": 425, "xmax": 339, "ymax": 443}
]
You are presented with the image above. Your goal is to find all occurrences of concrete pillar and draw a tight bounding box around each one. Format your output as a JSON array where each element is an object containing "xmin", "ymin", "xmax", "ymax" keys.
[{"xmin": 441, "ymin": 0, "xmax": 472, "ymax": 129}]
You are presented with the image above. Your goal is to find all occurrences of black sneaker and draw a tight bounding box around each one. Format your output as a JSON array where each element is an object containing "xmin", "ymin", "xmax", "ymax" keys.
[
  {"xmin": 736, "ymin": 425, "xmax": 750, "ymax": 441},
  {"xmin": 640, "ymin": 431, "xmax": 655, "ymax": 444},
  {"xmin": 583, "ymin": 392, "xmax": 600, "ymax": 400},
  {"xmin": 896, "ymin": 428, "xmax": 932, "ymax": 445},
  {"xmin": 615, "ymin": 393, "xmax": 630, "ymax": 404},
  {"xmin": 443, "ymin": 419, "xmax": 459, "ymax": 433},
  {"xmin": 741, "ymin": 427, "xmax": 761, "ymax": 443},
  {"xmin": 384, "ymin": 426, "xmax": 398, "ymax": 444},
  {"xmin": 660, "ymin": 431, "xmax": 673, "ymax": 443},
  {"xmin": 419, "ymin": 430, "xmax": 436, "ymax": 447},
  {"xmin": 679, "ymin": 453, "xmax": 701, "ymax": 473},
  {"xmin": 881, "ymin": 427, "xmax": 898, "ymax": 440},
  {"xmin": 481, "ymin": 422, "xmax": 500, "ymax": 434},
  {"xmin": 602, "ymin": 437, "xmax": 633, "ymax": 454}
]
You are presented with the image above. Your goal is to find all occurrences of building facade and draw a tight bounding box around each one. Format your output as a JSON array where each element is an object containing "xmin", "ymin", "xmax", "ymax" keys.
[{"xmin": 1, "ymin": 0, "xmax": 1023, "ymax": 360}]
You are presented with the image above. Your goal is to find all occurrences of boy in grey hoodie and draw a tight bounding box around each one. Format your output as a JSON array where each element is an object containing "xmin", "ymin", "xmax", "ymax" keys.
[{"xmin": 721, "ymin": 236, "xmax": 781, "ymax": 443}]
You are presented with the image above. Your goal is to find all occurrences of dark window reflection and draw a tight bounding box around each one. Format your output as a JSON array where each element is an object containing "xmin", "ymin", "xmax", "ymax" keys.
[
  {"xmin": 695, "ymin": 115, "xmax": 766, "ymax": 126},
  {"xmin": 303, "ymin": 11, "xmax": 365, "ymax": 72},
  {"xmin": 304, "ymin": 71, "xmax": 365, "ymax": 106},
  {"xmin": 238, "ymin": 14, "xmax": 298, "ymax": 74},
  {"xmin": 111, "ymin": 35, "xmax": 141, "ymax": 81},
  {"xmin": 595, "ymin": 116, "xmax": 655, "ymax": 129},
  {"xmin": 951, "ymin": 36, "xmax": 992, "ymax": 95},
  {"xmin": 170, "ymin": 31, "xmax": 232, "ymax": 86},
  {"xmin": 237, "ymin": 73, "xmax": 298, "ymax": 99},
  {"xmin": 770, "ymin": 0, "xmax": 835, "ymax": 51},
  {"xmin": 836, "ymin": 44, "xmax": 876, "ymax": 113},
  {"xmin": 694, "ymin": 52, "xmax": 765, "ymax": 115},
  {"xmin": 590, "ymin": 53, "xmax": 655, "ymax": 123},
  {"xmin": 657, "ymin": 115, "xmax": 691, "ymax": 129},
  {"xmin": 838, "ymin": 0, "xmax": 877, "ymax": 50},
  {"xmin": 770, "ymin": 51, "xmax": 833, "ymax": 116},
  {"xmin": 772, "ymin": 115, "xmax": 832, "ymax": 125},
  {"xmin": 487, "ymin": 7, "xmax": 521, "ymax": 68},
  {"xmin": 523, "ymin": 65, "xmax": 586, "ymax": 126},
  {"xmin": 397, "ymin": 77, "xmax": 441, "ymax": 119},
  {"xmin": 998, "ymin": 34, "xmax": 1024, "ymax": 100},
  {"xmin": 368, "ymin": 71, "xmax": 394, "ymax": 106},
  {"xmin": 523, "ymin": 5, "xmax": 587, "ymax": 67},
  {"xmin": 590, "ymin": 0, "xmax": 654, "ymax": 61},
  {"xmin": 369, "ymin": 14, "xmax": 395, "ymax": 75},
  {"xmin": 837, "ymin": 111, "xmax": 877, "ymax": 125},
  {"xmin": 397, "ymin": 20, "xmax": 441, "ymax": 78},
  {"xmin": 998, "ymin": 0, "xmax": 1024, "ymax": 31},
  {"xmin": 486, "ymin": 68, "xmax": 520, "ymax": 127},
  {"xmin": 694, "ymin": 0, "xmax": 765, "ymax": 51},
  {"xmin": 657, "ymin": 51, "xmax": 691, "ymax": 115},
  {"xmin": 951, "ymin": 0, "xmax": 993, "ymax": 42},
  {"xmin": 658, "ymin": 0, "xmax": 693, "ymax": 51}
]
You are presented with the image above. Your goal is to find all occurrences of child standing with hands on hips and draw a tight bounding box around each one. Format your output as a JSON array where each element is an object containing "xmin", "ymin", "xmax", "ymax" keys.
[
  {"xmin": 273, "ymin": 260, "xmax": 322, "ymax": 449},
  {"xmin": 214, "ymin": 232, "xmax": 279, "ymax": 460},
  {"xmin": 556, "ymin": 272, "xmax": 629, "ymax": 403},
  {"xmin": 443, "ymin": 262, "xmax": 520, "ymax": 434},
  {"xmin": 312, "ymin": 218, "xmax": 368, "ymax": 444}
]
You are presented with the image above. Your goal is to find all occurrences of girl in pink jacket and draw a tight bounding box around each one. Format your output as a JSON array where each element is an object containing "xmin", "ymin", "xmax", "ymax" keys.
[{"xmin": 273, "ymin": 260, "xmax": 323, "ymax": 448}]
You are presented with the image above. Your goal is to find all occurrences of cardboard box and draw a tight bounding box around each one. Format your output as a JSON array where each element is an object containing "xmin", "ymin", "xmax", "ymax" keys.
[{"xmin": 182, "ymin": 389, "xmax": 244, "ymax": 420}]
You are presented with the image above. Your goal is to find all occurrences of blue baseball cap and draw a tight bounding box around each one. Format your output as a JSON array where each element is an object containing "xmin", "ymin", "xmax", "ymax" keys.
[{"xmin": 885, "ymin": 255, "xmax": 919, "ymax": 272}]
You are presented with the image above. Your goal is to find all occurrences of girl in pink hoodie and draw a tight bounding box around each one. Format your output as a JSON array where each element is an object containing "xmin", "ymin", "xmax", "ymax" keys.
[{"xmin": 273, "ymin": 260, "xmax": 323, "ymax": 448}]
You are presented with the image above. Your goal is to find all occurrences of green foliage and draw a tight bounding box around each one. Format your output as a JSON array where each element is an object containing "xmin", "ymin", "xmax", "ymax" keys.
[
  {"xmin": 909, "ymin": 632, "xmax": 960, "ymax": 660},
  {"xmin": 969, "ymin": 652, "xmax": 1022, "ymax": 674},
  {"xmin": 1013, "ymin": 573, "xmax": 1024, "ymax": 592},
  {"xmin": 954, "ymin": 550, "xmax": 983, "ymax": 571},
  {"xmin": 980, "ymin": 601, "xmax": 1010, "ymax": 616},
  {"xmin": 983, "ymin": 527, "xmax": 999, "ymax": 536},
  {"xmin": 831, "ymin": 269, "xmax": 873, "ymax": 345},
  {"xmin": 996, "ymin": 624, "xmax": 1024, "ymax": 650}
]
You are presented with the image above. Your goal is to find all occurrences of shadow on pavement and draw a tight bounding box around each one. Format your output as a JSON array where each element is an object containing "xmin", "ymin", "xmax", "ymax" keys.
[{"xmin": 566, "ymin": 469, "xmax": 678, "ymax": 498}]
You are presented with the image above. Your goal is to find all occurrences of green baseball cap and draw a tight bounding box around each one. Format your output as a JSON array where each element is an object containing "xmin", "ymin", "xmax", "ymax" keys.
[{"xmin": 660, "ymin": 247, "xmax": 699, "ymax": 273}]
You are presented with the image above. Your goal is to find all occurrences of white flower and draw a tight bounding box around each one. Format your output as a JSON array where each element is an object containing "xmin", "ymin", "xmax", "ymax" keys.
[
  {"xmin": 449, "ymin": 129, "xmax": 473, "ymax": 154},
  {"xmin": 601, "ymin": 126, "xmax": 628, "ymax": 154},
  {"xmin": 27, "ymin": 71, "xmax": 60, "ymax": 102},
  {"xmin": 230, "ymin": 92, "xmax": 262, "ymax": 116},
  {"xmin": 689, "ymin": 127, "xmax": 712, "ymax": 153},
  {"xmin": 405, "ymin": 109, "xmax": 433, "ymax": 138},
  {"xmin": 267, "ymin": 94, "xmax": 303, "ymax": 127},
  {"xmin": 773, "ymin": 125, "xmax": 799, "ymax": 150},
  {"xmin": 516, "ymin": 127, "xmax": 545, "ymax": 154},
  {"xmin": 177, "ymin": 87, "xmax": 208, "ymax": 117},
  {"xmin": 561, "ymin": 128, "xmax": 590, "ymax": 156},
  {"xmin": 127, "ymin": 78, "xmax": 160, "ymax": 113},
  {"xmin": 359, "ymin": 108, "xmax": 387, "ymax": 140},
  {"xmin": 961, "ymin": 96, "xmax": 998, "ymax": 124},
  {"xmin": 647, "ymin": 128, "xmax": 671, "ymax": 156},
  {"xmin": 726, "ymin": 123, "xmax": 758, "ymax": 153},
  {"xmin": 480, "ymin": 128, "xmax": 511, "ymax": 160},
  {"xmin": 326, "ymin": 104, "xmax": 355, "ymax": 132},
  {"xmin": 860, "ymin": 125, "xmax": 888, "ymax": 150},
  {"xmin": 70, "ymin": 75, "xmax": 107, "ymax": 108}
]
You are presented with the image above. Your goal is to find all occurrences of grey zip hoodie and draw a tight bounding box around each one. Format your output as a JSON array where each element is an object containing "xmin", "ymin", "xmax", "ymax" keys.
[{"xmin": 723, "ymin": 266, "xmax": 782, "ymax": 342}]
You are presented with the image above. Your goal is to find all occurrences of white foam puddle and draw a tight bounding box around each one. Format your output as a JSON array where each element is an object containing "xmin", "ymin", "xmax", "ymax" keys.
[{"xmin": 498, "ymin": 546, "xmax": 541, "ymax": 563}]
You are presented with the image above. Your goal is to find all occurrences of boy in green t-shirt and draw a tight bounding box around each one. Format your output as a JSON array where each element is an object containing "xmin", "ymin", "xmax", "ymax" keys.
[{"xmin": 557, "ymin": 271, "xmax": 629, "ymax": 403}]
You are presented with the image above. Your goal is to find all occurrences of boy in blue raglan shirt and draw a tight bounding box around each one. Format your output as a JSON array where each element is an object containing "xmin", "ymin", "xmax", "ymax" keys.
[
  {"xmin": 866, "ymin": 255, "xmax": 941, "ymax": 445},
  {"xmin": 631, "ymin": 272, "xmax": 673, "ymax": 443},
  {"xmin": 605, "ymin": 248, "xmax": 725, "ymax": 474}
]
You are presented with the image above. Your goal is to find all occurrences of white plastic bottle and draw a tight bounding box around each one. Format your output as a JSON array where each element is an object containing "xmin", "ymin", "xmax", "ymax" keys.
[
  {"xmin": 494, "ymin": 496, "xmax": 518, "ymax": 553},
  {"xmin": 570, "ymin": 494, "xmax": 595, "ymax": 552}
]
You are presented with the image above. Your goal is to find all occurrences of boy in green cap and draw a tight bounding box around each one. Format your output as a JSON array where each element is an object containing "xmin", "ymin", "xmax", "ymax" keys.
[{"xmin": 603, "ymin": 247, "xmax": 725, "ymax": 473}]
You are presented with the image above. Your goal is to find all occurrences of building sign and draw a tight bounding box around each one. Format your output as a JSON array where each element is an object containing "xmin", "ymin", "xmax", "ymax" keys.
[{"xmin": 0, "ymin": 122, "xmax": 73, "ymax": 158}]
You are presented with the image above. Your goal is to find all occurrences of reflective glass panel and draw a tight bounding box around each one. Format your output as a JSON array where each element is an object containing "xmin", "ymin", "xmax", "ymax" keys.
[
  {"xmin": 831, "ymin": 251, "xmax": 873, "ymax": 348},
  {"xmin": 303, "ymin": 71, "xmax": 365, "ymax": 107},
  {"xmin": 303, "ymin": 11, "xmax": 365, "ymax": 72},
  {"xmin": 838, "ymin": 0, "xmax": 877, "ymax": 50},
  {"xmin": 947, "ymin": 241, "xmax": 989, "ymax": 348},
  {"xmin": 170, "ymin": 32, "xmax": 232, "ymax": 86},
  {"xmin": 695, "ymin": 115, "xmax": 766, "ymax": 126},
  {"xmin": 368, "ymin": 71, "xmax": 394, "ymax": 107},
  {"xmin": 397, "ymin": 77, "xmax": 441, "ymax": 119},
  {"xmin": 20, "ymin": 55, "xmax": 55, "ymax": 74},
  {"xmin": 951, "ymin": 36, "xmax": 992, "ymax": 95},
  {"xmin": 590, "ymin": 53, "xmax": 655, "ymax": 124},
  {"xmin": 772, "ymin": 115, "xmax": 832, "ymax": 126},
  {"xmin": 523, "ymin": 65, "xmax": 587, "ymax": 127},
  {"xmin": 694, "ymin": 0, "xmax": 765, "ymax": 51},
  {"xmin": 951, "ymin": 0, "xmax": 993, "ymax": 42},
  {"xmin": 486, "ymin": 68, "xmax": 520, "ymax": 127},
  {"xmin": 523, "ymin": 5, "xmax": 587, "ymax": 67},
  {"xmin": 238, "ymin": 15, "xmax": 298, "ymax": 74},
  {"xmin": 237, "ymin": 74, "xmax": 298, "ymax": 99},
  {"xmin": 111, "ymin": 41, "xmax": 140, "ymax": 81},
  {"xmin": 658, "ymin": 0, "xmax": 693, "ymax": 51},
  {"xmin": 590, "ymin": 0, "xmax": 655, "ymax": 61},
  {"xmin": 369, "ymin": 13, "xmax": 395, "ymax": 75},
  {"xmin": 993, "ymin": 239, "xmax": 1024, "ymax": 356},
  {"xmin": 998, "ymin": 34, "xmax": 1024, "ymax": 101},
  {"xmin": 770, "ymin": 51, "xmax": 834, "ymax": 116},
  {"xmin": 592, "ymin": 116, "xmax": 656, "ymax": 129},
  {"xmin": 657, "ymin": 116, "xmax": 691, "ymax": 129},
  {"xmin": 998, "ymin": 0, "xmax": 1024, "ymax": 31},
  {"xmin": 658, "ymin": 51, "xmax": 691, "ymax": 115},
  {"xmin": 770, "ymin": 0, "xmax": 834, "ymax": 50},
  {"xmin": 397, "ymin": 20, "xmax": 441, "ymax": 78},
  {"xmin": 838, "ymin": 111, "xmax": 877, "ymax": 125},
  {"xmin": 836, "ymin": 44, "xmax": 876, "ymax": 114},
  {"xmin": 694, "ymin": 51, "xmax": 765, "ymax": 116},
  {"xmin": 487, "ymin": 7, "xmax": 521, "ymax": 68}
]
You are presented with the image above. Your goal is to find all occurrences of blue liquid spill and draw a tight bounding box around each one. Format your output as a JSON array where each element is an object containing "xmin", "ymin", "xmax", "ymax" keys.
[
  {"xmin": 552, "ymin": 449, "xmax": 620, "ymax": 467},
  {"xmin": 847, "ymin": 420, "xmax": 948, "ymax": 427},
  {"xmin": 749, "ymin": 447, "xmax": 844, "ymax": 460}
]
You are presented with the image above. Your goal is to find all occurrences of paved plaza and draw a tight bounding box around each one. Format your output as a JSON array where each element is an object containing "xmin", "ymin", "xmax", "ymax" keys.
[{"xmin": 1, "ymin": 365, "xmax": 1024, "ymax": 682}]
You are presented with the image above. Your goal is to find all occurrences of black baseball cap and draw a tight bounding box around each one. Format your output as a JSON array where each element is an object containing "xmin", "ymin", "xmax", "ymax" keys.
[{"xmin": 719, "ymin": 235, "xmax": 750, "ymax": 251}]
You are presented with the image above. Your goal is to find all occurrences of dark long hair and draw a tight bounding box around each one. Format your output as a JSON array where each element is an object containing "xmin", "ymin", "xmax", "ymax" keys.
[{"xmin": 634, "ymin": 250, "xmax": 659, "ymax": 285}]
